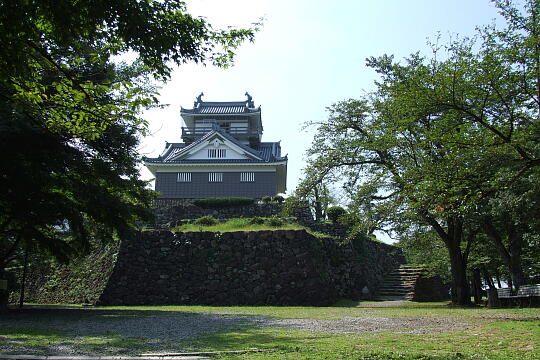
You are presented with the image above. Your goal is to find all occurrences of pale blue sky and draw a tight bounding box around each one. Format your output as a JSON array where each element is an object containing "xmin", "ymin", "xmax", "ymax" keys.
[{"xmin": 140, "ymin": 0, "xmax": 506, "ymax": 206}]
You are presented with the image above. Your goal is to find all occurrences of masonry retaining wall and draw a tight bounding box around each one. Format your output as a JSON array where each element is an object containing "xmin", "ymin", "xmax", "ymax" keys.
[{"xmin": 13, "ymin": 230, "xmax": 404, "ymax": 306}]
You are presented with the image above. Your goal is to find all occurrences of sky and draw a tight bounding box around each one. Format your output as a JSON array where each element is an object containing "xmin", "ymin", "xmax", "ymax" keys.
[{"xmin": 139, "ymin": 0, "xmax": 506, "ymax": 240}]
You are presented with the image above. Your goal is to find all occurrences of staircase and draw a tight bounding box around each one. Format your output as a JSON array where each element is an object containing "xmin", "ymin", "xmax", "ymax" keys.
[{"xmin": 376, "ymin": 265, "xmax": 426, "ymax": 300}]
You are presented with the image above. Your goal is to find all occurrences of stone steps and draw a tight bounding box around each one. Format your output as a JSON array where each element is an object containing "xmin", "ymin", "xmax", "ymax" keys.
[{"xmin": 376, "ymin": 265, "xmax": 426, "ymax": 301}]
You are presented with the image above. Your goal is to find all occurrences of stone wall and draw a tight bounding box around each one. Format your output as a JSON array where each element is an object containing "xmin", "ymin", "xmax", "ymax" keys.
[
  {"xmin": 151, "ymin": 199, "xmax": 316, "ymax": 228},
  {"xmin": 96, "ymin": 230, "xmax": 403, "ymax": 305},
  {"xmin": 12, "ymin": 229, "xmax": 404, "ymax": 306},
  {"xmin": 152, "ymin": 200, "xmax": 286, "ymax": 228}
]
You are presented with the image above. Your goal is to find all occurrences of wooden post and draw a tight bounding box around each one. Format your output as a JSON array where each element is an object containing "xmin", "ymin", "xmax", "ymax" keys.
[{"xmin": 18, "ymin": 248, "xmax": 29, "ymax": 309}]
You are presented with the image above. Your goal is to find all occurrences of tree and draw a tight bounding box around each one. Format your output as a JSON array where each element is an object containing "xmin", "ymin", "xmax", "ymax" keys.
[
  {"xmin": 296, "ymin": 177, "xmax": 335, "ymax": 221},
  {"xmin": 0, "ymin": 0, "xmax": 257, "ymax": 138},
  {"xmin": 326, "ymin": 206, "xmax": 347, "ymax": 224},
  {"xmin": 0, "ymin": 1, "xmax": 257, "ymax": 309},
  {"xmin": 302, "ymin": 0, "xmax": 540, "ymax": 304}
]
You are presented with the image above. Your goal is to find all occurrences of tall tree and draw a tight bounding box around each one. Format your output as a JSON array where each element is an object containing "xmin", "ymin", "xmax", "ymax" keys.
[
  {"xmin": 0, "ymin": 0, "xmax": 257, "ymax": 138},
  {"xmin": 296, "ymin": 177, "xmax": 336, "ymax": 221},
  {"xmin": 0, "ymin": 1, "xmax": 258, "ymax": 309},
  {"xmin": 302, "ymin": 0, "xmax": 540, "ymax": 304}
]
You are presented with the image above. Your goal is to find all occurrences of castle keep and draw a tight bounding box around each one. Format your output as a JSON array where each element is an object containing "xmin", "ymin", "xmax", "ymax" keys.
[{"xmin": 144, "ymin": 93, "xmax": 288, "ymax": 198}]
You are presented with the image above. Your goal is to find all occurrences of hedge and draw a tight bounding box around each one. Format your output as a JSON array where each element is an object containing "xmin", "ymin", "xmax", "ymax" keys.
[{"xmin": 193, "ymin": 197, "xmax": 255, "ymax": 208}]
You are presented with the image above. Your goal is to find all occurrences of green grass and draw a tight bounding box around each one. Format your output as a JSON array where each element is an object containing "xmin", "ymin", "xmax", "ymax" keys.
[
  {"xmin": 173, "ymin": 217, "xmax": 306, "ymax": 233},
  {"xmin": 181, "ymin": 322, "xmax": 539, "ymax": 360},
  {"xmin": 171, "ymin": 217, "xmax": 336, "ymax": 239},
  {"xmin": 2, "ymin": 301, "xmax": 539, "ymax": 359},
  {"xmin": 100, "ymin": 301, "xmax": 540, "ymax": 319}
]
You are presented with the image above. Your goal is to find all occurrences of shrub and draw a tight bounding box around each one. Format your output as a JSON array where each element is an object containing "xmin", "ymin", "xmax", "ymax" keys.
[
  {"xmin": 261, "ymin": 196, "xmax": 272, "ymax": 203},
  {"xmin": 193, "ymin": 197, "xmax": 254, "ymax": 208},
  {"xmin": 248, "ymin": 216, "xmax": 266, "ymax": 225},
  {"xmin": 265, "ymin": 215, "xmax": 284, "ymax": 227},
  {"xmin": 326, "ymin": 206, "xmax": 347, "ymax": 224},
  {"xmin": 273, "ymin": 195, "xmax": 285, "ymax": 203},
  {"xmin": 193, "ymin": 216, "xmax": 219, "ymax": 226},
  {"xmin": 280, "ymin": 195, "xmax": 305, "ymax": 217}
]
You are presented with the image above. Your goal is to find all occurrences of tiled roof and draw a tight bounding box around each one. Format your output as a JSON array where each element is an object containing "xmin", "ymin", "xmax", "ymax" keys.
[
  {"xmin": 145, "ymin": 158, "xmax": 286, "ymax": 164},
  {"xmin": 145, "ymin": 130, "xmax": 286, "ymax": 165},
  {"xmin": 256, "ymin": 142, "xmax": 282, "ymax": 161},
  {"xmin": 181, "ymin": 101, "xmax": 260, "ymax": 115}
]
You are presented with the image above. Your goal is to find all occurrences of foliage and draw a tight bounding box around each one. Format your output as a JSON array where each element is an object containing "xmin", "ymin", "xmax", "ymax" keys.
[
  {"xmin": 261, "ymin": 196, "xmax": 272, "ymax": 203},
  {"xmin": 193, "ymin": 197, "xmax": 255, "ymax": 208},
  {"xmin": 326, "ymin": 206, "xmax": 347, "ymax": 224},
  {"xmin": 0, "ymin": 0, "xmax": 258, "ymax": 139},
  {"xmin": 280, "ymin": 196, "xmax": 306, "ymax": 217},
  {"xmin": 296, "ymin": 178, "xmax": 336, "ymax": 221},
  {"xmin": 0, "ymin": 56, "xmax": 154, "ymax": 273},
  {"xmin": 398, "ymin": 228, "xmax": 452, "ymax": 284},
  {"xmin": 265, "ymin": 216, "xmax": 284, "ymax": 227},
  {"xmin": 301, "ymin": 0, "xmax": 540, "ymax": 304},
  {"xmin": 272, "ymin": 195, "xmax": 285, "ymax": 203},
  {"xmin": 173, "ymin": 217, "xmax": 305, "ymax": 233},
  {"xmin": 192, "ymin": 216, "xmax": 219, "ymax": 227},
  {"xmin": 0, "ymin": 0, "xmax": 258, "ymax": 309},
  {"xmin": 248, "ymin": 217, "xmax": 266, "ymax": 225}
]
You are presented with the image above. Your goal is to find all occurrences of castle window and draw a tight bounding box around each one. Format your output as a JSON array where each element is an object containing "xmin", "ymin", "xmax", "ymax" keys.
[
  {"xmin": 240, "ymin": 172, "xmax": 255, "ymax": 182},
  {"xmin": 208, "ymin": 172, "xmax": 223, "ymax": 182},
  {"xmin": 177, "ymin": 172, "xmax": 192, "ymax": 182},
  {"xmin": 208, "ymin": 148, "xmax": 226, "ymax": 158}
]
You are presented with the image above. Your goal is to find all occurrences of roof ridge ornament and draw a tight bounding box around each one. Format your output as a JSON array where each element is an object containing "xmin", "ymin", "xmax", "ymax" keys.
[
  {"xmin": 245, "ymin": 91, "xmax": 254, "ymax": 108},
  {"xmin": 194, "ymin": 92, "xmax": 204, "ymax": 107}
]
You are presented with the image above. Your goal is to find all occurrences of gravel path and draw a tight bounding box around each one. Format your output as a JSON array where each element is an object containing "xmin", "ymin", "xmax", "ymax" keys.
[
  {"xmin": 0, "ymin": 308, "xmax": 470, "ymax": 356},
  {"xmin": 259, "ymin": 316, "xmax": 468, "ymax": 334}
]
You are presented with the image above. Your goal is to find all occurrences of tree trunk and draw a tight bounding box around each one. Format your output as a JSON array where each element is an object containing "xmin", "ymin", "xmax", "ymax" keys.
[
  {"xmin": 472, "ymin": 268, "xmax": 482, "ymax": 305},
  {"xmin": 495, "ymin": 269, "xmax": 502, "ymax": 288},
  {"xmin": 482, "ymin": 219, "xmax": 526, "ymax": 290},
  {"xmin": 424, "ymin": 215, "xmax": 471, "ymax": 305},
  {"xmin": 447, "ymin": 242, "xmax": 471, "ymax": 305},
  {"xmin": 0, "ymin": 268, "xmax": 8, "ymax": 313},
  {"xmin": 313, "ymin": 187, "xmax": 323, "ymax": 221},
  {"xmin": 19, "ymin": 248, "xmax": 29, "ymax": 308},
  {"xmin": 508, "ymin": 231, "xmax": 526, "ymax": 289}
]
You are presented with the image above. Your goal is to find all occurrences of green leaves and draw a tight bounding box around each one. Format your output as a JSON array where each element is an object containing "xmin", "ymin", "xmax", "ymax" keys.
[{"xmin": 0, "ymin": 0, "xmax": 258, "ymax": 138}]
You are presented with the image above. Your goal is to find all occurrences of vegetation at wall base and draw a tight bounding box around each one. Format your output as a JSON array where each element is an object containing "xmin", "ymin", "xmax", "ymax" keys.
[
  {"xmin": 192, "ymin": 216, "xmax": 220, "ymax": 226},
  {"xmin": 261, "ymin": 196, "xmax": 272, "ymax": 203},
  {"xmin": 193, "ymin": 197, "xmax": 256, "ymax": 208},
  {"xmin": 272, "ymin": 195, "xmax": 285, "ymax": 203}
]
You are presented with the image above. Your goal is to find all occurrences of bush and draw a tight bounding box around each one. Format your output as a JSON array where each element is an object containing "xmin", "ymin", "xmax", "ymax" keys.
[
  {"xmin": 248, "ymin": 216, "xmax": 266, "ymax": 225},
  {"xmin": 193, "ymin": 197, "xmax": 254, "ymax": 208},
  {"xmin": 265, "ymin": 215, "xmax": 284, "ymax": 227},
  {"xmin": 326, "ymin": 206, "xmax": 347, "ymax": 224},
  {"xmin": 280, "ymin": 195, "xmax": 305, "ymax": 217},
  {"xmin": 261, "ymin": 196, "xmax": 272, "ymax": 203},
  {"xmin": 273, "ymin": 195, "xmax": 285, "ymax": 203},
  {"xmin": 193, "ymin": 216, "xmax": 219, "ymax": 226}
]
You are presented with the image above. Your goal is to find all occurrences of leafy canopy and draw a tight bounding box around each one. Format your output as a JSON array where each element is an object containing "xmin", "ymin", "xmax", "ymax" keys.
[
  {"xmin": 0, "ymin": 0, "xmax": 258, "ymax": 138},
  {"xmin": 0, "ymin": 1, "xmax": 258, "ymax": 287},
  {"xmin": 301, "ymin": 0, "xmax": 540, "ymax": 303}
]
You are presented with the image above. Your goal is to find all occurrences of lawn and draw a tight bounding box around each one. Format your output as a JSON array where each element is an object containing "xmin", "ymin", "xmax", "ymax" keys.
[
  {"xmin": 1, "ymin": 301, "xmax": 538, "ymax": 360},
  {"xmin": 172, "ymin": 217, "xmax": 307, "ymax": 233},
  {"xmin": 171, "ymin": 217, "xmax": 334, "ymax": 239}
]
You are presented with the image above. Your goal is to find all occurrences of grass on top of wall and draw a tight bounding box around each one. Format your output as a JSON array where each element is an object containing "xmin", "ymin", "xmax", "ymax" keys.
[
  {"xmin": 171, "ymin": 217, "xmax": 336, "ymax": 239},
  {"xmin": 172, "ymin": 217, "xmax": 305, "ymax": 233}
]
